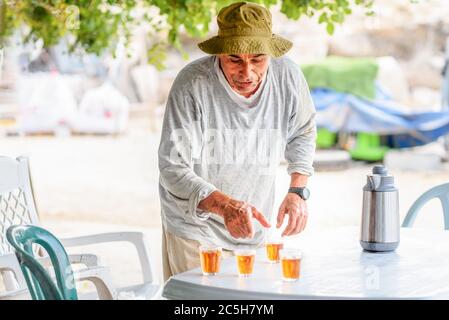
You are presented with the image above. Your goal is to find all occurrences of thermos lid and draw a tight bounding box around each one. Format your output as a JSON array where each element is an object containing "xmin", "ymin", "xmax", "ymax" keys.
[{"xmin": 364, "ymin": 165, "xmax": 397, "ymax": 192}]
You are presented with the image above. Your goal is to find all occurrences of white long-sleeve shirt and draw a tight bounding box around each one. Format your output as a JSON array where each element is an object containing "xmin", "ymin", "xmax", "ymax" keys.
[{"xmin": 158, "ymin": 55, "xmax": 316, "ymax": 250}]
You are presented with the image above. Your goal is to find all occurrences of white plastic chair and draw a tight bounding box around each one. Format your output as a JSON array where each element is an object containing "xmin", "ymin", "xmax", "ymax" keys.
[
  {"xmin": 0, "ymin": 253, "xmax": 28, "ymax": 300},
  {"xmin": 402, "ymin": 182, "xmax": 449, "ymax": 230},
  {"xmin": 0, "ymin": 156, "xmax": 162, "ymax": 299},
  {"xmin": 0, "ymin": 251, "xmax": 115, "ymax": 300}
]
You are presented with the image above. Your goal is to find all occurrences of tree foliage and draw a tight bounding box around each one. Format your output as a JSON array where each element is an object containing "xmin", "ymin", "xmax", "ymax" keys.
[{"xmin": 0, "ymin": 0, "xmax": 373, "ymax": 67}]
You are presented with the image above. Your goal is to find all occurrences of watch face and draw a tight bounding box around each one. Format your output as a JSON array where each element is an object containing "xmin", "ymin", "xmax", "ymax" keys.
[{"xmin": 302, "ymin": 188, "xmax": 310, "ymax": 200}]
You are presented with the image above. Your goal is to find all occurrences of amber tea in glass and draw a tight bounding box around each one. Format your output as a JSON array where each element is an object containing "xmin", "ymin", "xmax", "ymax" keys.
[
  {"xmin": 199, "ymin": 245, "xmax": 222, "ymax": 276},
  {"xmin": 234, "ymin": 249, "xmax": 256, "ymax": 277},
  {"xmin": 265, "ymin": 239, "xmax": 284, "ymax": 263},
  {"xmin": 280, "ymin": 249, "xmax": 302, "ymax": 282}
]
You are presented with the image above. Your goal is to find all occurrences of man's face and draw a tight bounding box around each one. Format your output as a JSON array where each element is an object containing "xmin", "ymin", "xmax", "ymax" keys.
[{"xmin": 218, "ymin": 54, "xmax": 270, "ymax": 97}]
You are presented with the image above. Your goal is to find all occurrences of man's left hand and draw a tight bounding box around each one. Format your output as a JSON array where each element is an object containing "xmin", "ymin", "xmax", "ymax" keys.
[{"xmin": 276, "ymin": 193, "xmax": 308, "ymax": 237}]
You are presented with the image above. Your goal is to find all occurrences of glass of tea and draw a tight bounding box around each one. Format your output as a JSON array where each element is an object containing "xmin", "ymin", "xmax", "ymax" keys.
[
  {"xmin": 199, "ymin": 245, "xmax": 222, "ymax": 276},
  {"xmin": 280, "ymin": 249, "xmax": 302, "ymax": 282},
  {"xmin": 265, "ymin": 238, "xmax": 284, "ymax": 263},
  {"xmin": 234, "ymin": 249, "xmax": 256, "ymax": 278}
]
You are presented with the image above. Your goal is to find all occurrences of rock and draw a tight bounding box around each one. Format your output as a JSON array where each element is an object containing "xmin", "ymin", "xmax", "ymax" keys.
[
  {"xmin": 384, "ymin": 142, "xmax": 446, "ymax": 171},
  {"xmin": 313, "ymin": 150, "xmax": 353, "ymax": 171},
  {"xmin": 410, "ymin": 87, "xmax": 442, "ymax": 111},
  {"xmin": 376, "ymin": 56, "xmax": 411, "ymax": 105}
]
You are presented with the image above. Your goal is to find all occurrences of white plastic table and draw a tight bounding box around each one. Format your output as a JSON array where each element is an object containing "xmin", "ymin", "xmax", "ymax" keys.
[{"xmin": 162, "ymin": 226, "xmax": 449, "ymax": 299}]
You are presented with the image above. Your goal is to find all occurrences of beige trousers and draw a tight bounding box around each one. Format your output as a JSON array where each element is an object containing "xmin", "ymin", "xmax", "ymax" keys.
[{"xmin": 162, "ymin": 226, "xmax": 234, "ymax": 282}]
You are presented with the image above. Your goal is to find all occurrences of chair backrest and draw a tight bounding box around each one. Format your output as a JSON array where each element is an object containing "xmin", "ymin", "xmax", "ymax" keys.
[
  {"xmin": 6, "ymin": 225, "xmax": 78, "ymax": 300},
  {"xmin": 402, "ymin": 182, "xmax": 449, "ymax": 230},
  {"xmin": 0, "ymin": 156, "xmax": 40, "ymax": 255}
]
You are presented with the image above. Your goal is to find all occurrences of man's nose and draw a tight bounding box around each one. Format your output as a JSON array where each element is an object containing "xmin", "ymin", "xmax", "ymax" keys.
[{"xmin": 240, "ymin": 62, "xmax": 251, "ymax": 79}]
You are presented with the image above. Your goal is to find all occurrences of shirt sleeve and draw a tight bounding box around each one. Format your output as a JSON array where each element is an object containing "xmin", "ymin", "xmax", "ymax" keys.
[
  {"xmin": 158, "ymin": 79, "xmax": 217, "ymax": 223},
  {"xmin": 284, "ymin": 68, "xmax": 317, "ymax": 176}
]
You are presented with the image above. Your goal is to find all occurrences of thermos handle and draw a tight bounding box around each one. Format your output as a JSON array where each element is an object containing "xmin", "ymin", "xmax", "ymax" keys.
[{"xmin": 367, "ymin": 175, "xmax": 381, "ymax": 191}]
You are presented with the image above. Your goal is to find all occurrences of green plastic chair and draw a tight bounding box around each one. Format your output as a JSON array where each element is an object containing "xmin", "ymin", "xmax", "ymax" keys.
[
  {"xmin": 6, "ymin": 225, "xmax": 78, "ymax": 300},
  {"xmin": 349, "ymin": 132, "xmax": 389, "ymax": 161},
  {"xmin": 402, "ymin": 183, "xmax": 449, "ymax": 230},
  {"xmin": 316, "ymin": 128, "xmax": 337, "ymax": 149}
]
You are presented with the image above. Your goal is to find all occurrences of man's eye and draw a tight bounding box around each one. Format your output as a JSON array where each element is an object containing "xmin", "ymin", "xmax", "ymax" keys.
[{"xmin": 230, "ymin": 59, "xmax": 241, "ymax": 63}]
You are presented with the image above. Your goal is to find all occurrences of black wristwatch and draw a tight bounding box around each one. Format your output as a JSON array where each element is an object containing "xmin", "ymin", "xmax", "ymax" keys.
[{"xmin": 288, "ymin": 187, "xmax": 310, "ymax": 200}]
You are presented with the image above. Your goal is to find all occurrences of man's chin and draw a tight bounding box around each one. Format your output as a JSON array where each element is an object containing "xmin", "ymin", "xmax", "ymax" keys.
[
  {"xmin": 235, "ymin": 90, "xmax": 254, "ymax": 97},
  {"xmin": 236, "ymin": 85, "xmax": 256, "ymax": 94}
]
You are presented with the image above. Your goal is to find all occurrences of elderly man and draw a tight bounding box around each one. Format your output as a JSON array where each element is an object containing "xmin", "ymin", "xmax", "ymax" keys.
[{"xmin": 158, "ymin": 1, "xmax": 316, "ymax": 281}]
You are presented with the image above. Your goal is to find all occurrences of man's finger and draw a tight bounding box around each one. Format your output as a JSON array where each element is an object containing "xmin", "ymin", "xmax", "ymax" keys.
[
  {"xmin": 230, "ymin": 229, "xmax": 241, "ymax": 239},
  {"xmin": 293, "ymin": 203, "xmax": 306, "ymax": 234},
  {"xmin": 293, "ymin": 215, "xmax": 303, "ymax": 234},
  {"xmin": 294, "ymin": 214, "xmax": 306, "ymax": 234},
  {"xmin": 277, "ymin": 204, "xmax": 285, "ymax": 228},
  {"xmin": 282, "ymin": 212, "xmax": 298, "ymax": 237},
  {"xmin": 244, "ymin": 218, "xmax": 255, "ymax": 238},
  {"xmin": 242, "ymin": 207, "xmax": 255, "ymax": 237},
  {"xmin": 227, "ymin": 221, "xmax": 244, "ymax": 239},
  {"xmin": 251, "ymin": 207, "xmax": 271, "ymax": 228},
  {"xmin": 298, "ymin": 203, "xmax": 309, "ymax": 233},
  {"xmin": 300, "ymin": 214, "xmax": 308, "ymax": 232},
  {"xmin": 234, "ymin": 225, "xmax": 247, "ymax": 239}
]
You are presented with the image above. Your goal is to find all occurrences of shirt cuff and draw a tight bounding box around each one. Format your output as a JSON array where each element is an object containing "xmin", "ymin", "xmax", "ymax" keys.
[
  {"xmin": 188, "ymin": 181, "xmax": 218, "ymax": 223},
  {"xmin": 287, "ymin": 162, "xmax": 314, "ymax": 176}
]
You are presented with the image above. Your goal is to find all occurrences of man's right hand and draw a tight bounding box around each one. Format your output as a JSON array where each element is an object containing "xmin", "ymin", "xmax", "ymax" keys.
[{"xmin": 198, "ymin": 191, "xmax": 271, "ymax": 239}]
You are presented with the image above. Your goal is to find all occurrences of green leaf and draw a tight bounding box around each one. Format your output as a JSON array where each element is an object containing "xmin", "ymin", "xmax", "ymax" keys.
[
  {"xmin": 318, "ymin": 12, "xmax": 327, "ymax": 24},
  {"xmin": 326, "ymin": 22, "xmax": 335, "ymax": 35}
]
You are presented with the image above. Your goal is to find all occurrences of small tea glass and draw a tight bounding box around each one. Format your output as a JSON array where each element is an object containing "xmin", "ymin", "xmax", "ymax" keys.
[
  {"xmin": 265, "ymin": 237, "xmax": 284, "ymax": 263},
  {"xmin": 280, "ymin": 249, "xmax": 302, "ymax": 282},
  {"xmin": 199, "ymin": 245, "xmax": 222, "ymax": 276},
  {"xmin": 234, "ymin": 249, "xmax": 256, "ymax": 278}
]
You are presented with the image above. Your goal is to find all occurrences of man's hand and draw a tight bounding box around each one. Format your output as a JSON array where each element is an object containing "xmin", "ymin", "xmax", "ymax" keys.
[
  {"xmin": 222, "ymin": 199, "xmax": 271, "ymax": 239},
  {"xmin": 277, "ymin": 193, "xmax": 308, "ymax": 237},
  {"xmin": 198, "ymin": 191, "xmax": 271, "ymax": 239}
]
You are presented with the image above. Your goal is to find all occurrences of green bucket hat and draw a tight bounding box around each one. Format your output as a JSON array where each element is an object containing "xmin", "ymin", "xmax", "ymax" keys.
[{"xmin": 198, "ymin": 2, "xmax": 293, "ymax": 58}]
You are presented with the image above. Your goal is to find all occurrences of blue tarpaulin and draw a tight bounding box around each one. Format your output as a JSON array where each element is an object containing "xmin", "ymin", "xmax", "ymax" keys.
[{"xmin": 312, "ymin": 86, "xmax": 449, "ymax": 148}]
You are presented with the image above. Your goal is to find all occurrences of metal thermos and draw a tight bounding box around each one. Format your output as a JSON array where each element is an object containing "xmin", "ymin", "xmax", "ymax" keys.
[{"xmin": 360, "ymin": 165, "xmax": 400, "ymax": 252}]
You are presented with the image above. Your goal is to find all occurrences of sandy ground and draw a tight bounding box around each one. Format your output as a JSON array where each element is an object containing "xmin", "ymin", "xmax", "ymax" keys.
[{"xmin": 2, "ymin": 115, "xmax": 449, "ymax": 293}]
